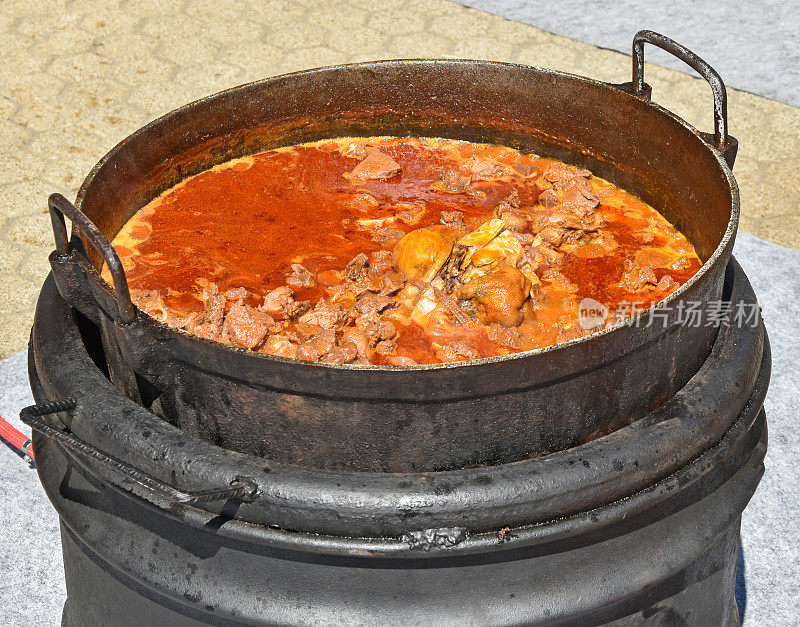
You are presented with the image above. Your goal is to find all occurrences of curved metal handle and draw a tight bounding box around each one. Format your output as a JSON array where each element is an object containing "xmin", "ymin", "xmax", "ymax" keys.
[
  {"xmin": 49, "ymin": 193, "xmax": 136, "ymax": 324},
  {"xmin": 21, "ymin": 400, "xmax": 258, "ymax": 506},
  {"xmin": 632, "ymin": 30, "xmax": 732, "ymax": 154}
]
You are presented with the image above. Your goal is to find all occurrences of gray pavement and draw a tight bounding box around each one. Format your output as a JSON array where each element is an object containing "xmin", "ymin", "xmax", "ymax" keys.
[
  {"xmin": 459, "ymin": 0, "xmax": 800, "ymax": 107},
  {"xmin": 0, "ymin": 232, "xmax": 798, "ymax": 625},
  {"xmin": 0, "ymin": 351, "xmax": 64, "ymax": 625}
]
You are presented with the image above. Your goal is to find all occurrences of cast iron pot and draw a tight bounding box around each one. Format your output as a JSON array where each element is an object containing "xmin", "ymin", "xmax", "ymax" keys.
[
  {"xmin": 26, "ymin": 257, "xmax": 767, "ymax": 625},
  {"xmin": 46, "ymin": 31, "xmax": 740, "ymax": 472}
]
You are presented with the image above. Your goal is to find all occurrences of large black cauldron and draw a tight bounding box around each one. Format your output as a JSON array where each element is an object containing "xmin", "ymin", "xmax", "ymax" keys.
[{"xmin": 47, "ymin": 32, "xmax": 739, "ymax": 472}]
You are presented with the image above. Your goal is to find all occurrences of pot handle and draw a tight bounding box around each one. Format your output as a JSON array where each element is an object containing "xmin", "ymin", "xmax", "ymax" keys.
[
  {"xmin": 49, "ymin": 193, "xmax": 136, "ymax": 324},
  {"xmin": 629, "ymin": 30, "xmax": 738, "ymax": 167},
  {"xmin": 21, "ymin": 399, "xmax": 259, "ymax": 506}
]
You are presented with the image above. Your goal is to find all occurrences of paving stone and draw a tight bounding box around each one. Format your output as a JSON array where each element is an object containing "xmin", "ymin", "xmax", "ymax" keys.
[
  {"xmin": 0, "ymin": 274, "xmax": 41, "ymax": 316},
  {"xmin": 0, "ymin": 153, "xmax": 48, "ymax": 186},
  {"xmin": 0, "ymin": 119, "xmax": 34, "ymax": 151},
  {"xmin": 759, "ymin": 214, "xmax": 800, "ymax": 250},
  {"xmin": 25, "ymin": 124, "xmax": 99, "ymax": 161},
  {"xmin": 0, "ymin": 243, "xmax": 27, "ymax": 275},
  {"xmin": 80, "ymin": 7, "xmax": 143, "ymax": 35},
  {"xmin": 48, "ymin": 52, "xmax": 112, "ymax": 83},
  {"xmin": 366, "ymin": 9, "xmax": 430, "ymax": 35},
  {"xmin": 220, "ymin": 40, "xmax": 284, "ymax": 77},
  {"xmin": 13, "ymin": 99, "xmax": 81, "ymax": 133},
  {"xmin": 0, "ymin": 96, "xmax": 18, "ymax": 120},
  {"xmin": 0, "ymin": 180, "xmax": 53, "ymax": 217},
  {"xmin": 1, "ymin": 72, "xmax": 66, "ymax": 103},
  {"xmin": 5, "ymin": 214, "xmax": 53, "ymax": 249}
]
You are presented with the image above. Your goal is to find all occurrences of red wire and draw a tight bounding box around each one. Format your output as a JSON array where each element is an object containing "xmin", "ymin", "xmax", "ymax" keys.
[{"xmin": 0, "ymin": 414, "xmax": 34, "ymax": 460}]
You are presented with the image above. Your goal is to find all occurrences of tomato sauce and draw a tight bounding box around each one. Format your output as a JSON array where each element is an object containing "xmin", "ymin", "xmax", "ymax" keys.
[{"xmin": 106, "ymin": 137, "xmax": 702, "ymax": 365}]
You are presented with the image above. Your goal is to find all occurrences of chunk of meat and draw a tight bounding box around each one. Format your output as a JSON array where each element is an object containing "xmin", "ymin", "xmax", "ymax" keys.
[
  {"xmin": 551, "ymin": 208, "xmax": 603, "ymax": 232},
  {"xmin": 440, "ymin": 210, "xmax": 465, "ymax": 230},
  {"xmin": 656, "ymin": 274, "xmax": 680, "ymax": 292},
  {"xmin": 524, "ymin": 243, "xmax": 565, "ymax": 272},
  {"xmin": 497, "ymin": 207, "xmax": 529, "ymax": 232},
  {"xmin": 537, "ymin": 188, "xmax": 560, "ymax": 208},
  {"xmin": 563, "ymin": 187, "xmax": 599, "ymax": 211},
  {"xmin": 502, "ymin": 189, "xmax": 522, "ymax": 209},
  {"xmin": 380, "ymin": 270, "xmax": 406, "ymax": 295},
  {"xmin": 311, "ymin": 329, "xmax": 336, "ymax": 356},
  {"xmin": 295, "ymin": 342, "xmax": 320, "ymax": 362},
  {"xmin": 294, "ymin": 329, "xmax": 337, "ymax": 362},
  {"xmin": 458, "ymin": 264, "xmax": 531, "ymax": 327},
  {"xmin": 262, "ymin": 286, "xmax": 294, "ymax": 315},
  {"xmin": 371, "ymin": 225, "xmax": 405, "ymax": 245},
  {"xmin": 344, "ymin": 252, "xmax": 369, "ymax": 282},
  {"xmin": 540, "ymin": 268, "xmax": 578, "ymax": 293},
  {"xmin": 261, "ymin": 286, "xmax": 310, "ymax": 319},
  {"xmin": 393, "ymin": 201, "xmax": 426, "ymax": 226},
  {"xmin": 460, "ymin": 157, "xmax": 512, "ymax": 180},
  {"xmin": 355, "ymin": 310, "xmax": 397, "ymax": 344},
  {"xmin": 341, "ymin": 326, "xmax": 370, "ymax": 358},
  {"xmin": 671, "ymin": 256, "xmax": 691, "ymax": 270},
  {"xmin": 430, "ymin": 169, "xmax": 471, "ymax": 194},
  {"xmin": 225, "ymin": 287, "xmax": 248, "ymax": 300},
  {"xmin": 286, "ymin": 263, "xmax": 316, "ymax": 288},
  {"xmin": 393, "ymin": 225, "xmax": 460, "ymax": 282},
  {"xmin": 544, "ymin": 166, "xmax": 592, "ymax": 193},
  {"xmin": 538, "ymin": 225, "xmax": 570, "ymax": 248},
  {"xmin": 319, "ymin": 343, "xmax": 358, "ymax": 364},
  {"xmin": 298, "ymin": 300, "xmax": 346, "ymax": 330},
  {"xmin": 287, "ymin": 299, "xmax": 312, "ymax": 319},
  {"xmin": 511, "ymin": 162, "xmax": 536, "ymax": 176},
  {"xmin": 374, "ymin": 339, "xmax": 396, "ymax": 355},
  {"xmin": 619, "ymin": 259, "xmax": 658, "ymax": 292},
  {"xmin": 262, "ymin": 334, "xmax": 296, "ymax": 358},
  {"xmin": 185, "ymin": 289, "xmax": 226, "ymax": 339},
  {"xmin": 354, "ymin": 294, "xmax": 398, "ymax": 314},
  {"xmin": 437, "ymin": 340, "xmax": 479, "ymax": 362},
  {"xmin": 223, "ymin": 301, "xmax": 274, "ymax": 349},
  {"xmin": 369, "ymin": 249, "xmax": 394, "ymax": 275},
  {"xmin": 344, "ymin": 150, "xmax": 401, "ymax": 182},
  {"xmin": 341, "ymin": 141, "xmax": 371, "ymax": 159}
]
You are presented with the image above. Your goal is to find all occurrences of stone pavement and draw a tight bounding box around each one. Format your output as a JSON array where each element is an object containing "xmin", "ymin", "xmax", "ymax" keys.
[
  {"xmin": 0, "ymin": 0, "xmax": 799, "ymax": 359},
  {"xmin": 460, "ymin": 0, "xmax": 800, "ymax": 107}
]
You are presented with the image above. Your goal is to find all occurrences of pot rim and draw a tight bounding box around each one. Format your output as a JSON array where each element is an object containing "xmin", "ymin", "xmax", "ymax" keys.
[{"xmin": 74, "ymin": 58, "xmax": 740, "ymax": 372}]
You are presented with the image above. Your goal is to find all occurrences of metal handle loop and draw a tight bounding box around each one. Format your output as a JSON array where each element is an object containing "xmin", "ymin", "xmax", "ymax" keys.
[
  {"xmin": 632, "ymin": 30, "xmax": 728, "ymax": 149},
  {"xmin": 48, "ymin": 193, "xmax": 136, "ymax": 324},
  {"xmin": 21, "ymin": 400, "xmax": 258, "ymax": 506}
]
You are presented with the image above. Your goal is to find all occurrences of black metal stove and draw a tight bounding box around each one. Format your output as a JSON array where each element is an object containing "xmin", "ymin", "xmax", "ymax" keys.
[{"xmin": 25, "ymin": 256, "xmax": 767, "ymax": 625}]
